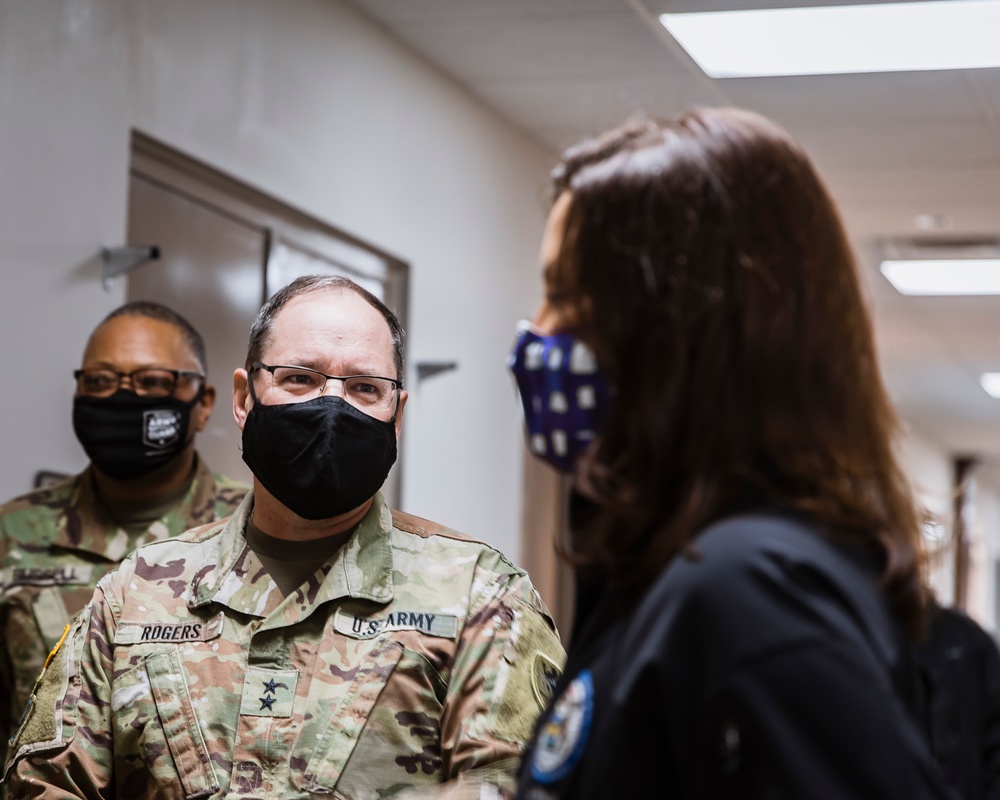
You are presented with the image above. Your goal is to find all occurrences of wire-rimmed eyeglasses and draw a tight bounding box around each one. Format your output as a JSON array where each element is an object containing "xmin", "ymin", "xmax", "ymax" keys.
[
  {"xmin": 74, "ymin": 368, "xmax": 205, "ymax": 399},
  {"xmin": 249, "ymin": 362, "xmax": 402, "ymax": 420}
]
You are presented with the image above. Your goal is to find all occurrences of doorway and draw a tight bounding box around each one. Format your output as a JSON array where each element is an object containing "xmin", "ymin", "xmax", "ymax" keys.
[{"xmin": 124, "ymin": 132, "xmax": 409, "ymax": 504}]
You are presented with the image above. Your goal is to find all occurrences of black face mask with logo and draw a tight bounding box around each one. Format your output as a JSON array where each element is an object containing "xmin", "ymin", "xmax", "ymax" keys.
[
  {"xmin": 73, "ymin": 389, "xmax": 201, "ymax": 481},
  {"xmin": 240, "ymin": 395, "xmax": 397, "ymax": 521}
]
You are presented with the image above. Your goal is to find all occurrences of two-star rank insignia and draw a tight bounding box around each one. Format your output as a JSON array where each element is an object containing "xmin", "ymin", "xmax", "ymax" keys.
[
  {"xmin": 259, "ymin": 677, "xmax": 290, "ymax": 711},
  {"xmin": 240, "ymin": 666, "xmax": 299, "ymax": 717}
]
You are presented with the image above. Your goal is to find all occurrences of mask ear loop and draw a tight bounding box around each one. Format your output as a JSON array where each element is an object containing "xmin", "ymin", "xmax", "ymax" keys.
[{"xmin": 178, "ymin": 382, "xmax": 210, "ymax": 451}]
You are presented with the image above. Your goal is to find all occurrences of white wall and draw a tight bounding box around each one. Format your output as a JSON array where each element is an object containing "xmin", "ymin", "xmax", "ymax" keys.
[
  {"xmin": 0, "ymin": 0, "xmax": 553, "ymax": 561},
  {"xmin": 896, "ymin": 424, "xmax": 956, "ymax": 603},
  {"xmin": 967, "ymin": 469, "xmax": 1000, "ymax": 632},
  {"xmin": 898, "ymin": 422, "xmax": 1000, "ymax": 631}
]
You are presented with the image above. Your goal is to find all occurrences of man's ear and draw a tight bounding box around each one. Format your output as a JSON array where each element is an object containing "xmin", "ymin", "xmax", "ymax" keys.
[
  {"xmin": 233, "ymin": 369, "xmax": 252, "ymax": 431},
  {"xmin": 194, "ymin": 384, "xmax": 216, "ymax": 432},
  {"xmin": 394, "ymin": 390, "xmax": 408, "ymax": 439}
]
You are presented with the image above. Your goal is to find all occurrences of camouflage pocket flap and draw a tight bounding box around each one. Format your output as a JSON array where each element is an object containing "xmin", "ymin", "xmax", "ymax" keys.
[
  {"xmin": 302, "ymin": 638, "xmax": 404, "ymax": 792},
  {"xmin": 146, "ymin": 649, "xmax": 219, "ymax": 799},
  {"xmin": 114, "ymin": 613, "xmax": 225, "ymax": 645}
]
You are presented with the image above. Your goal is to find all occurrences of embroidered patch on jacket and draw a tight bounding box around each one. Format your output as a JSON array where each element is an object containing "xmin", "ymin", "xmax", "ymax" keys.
[
  {"xmin": 239, "ymin": 666, "xmax": 298, "ymax": 718},
  {"xmin": 114, "ymin": 612, "xmax": 225, "ymax": 644},
  {"xmin": 531, "ymin": 670, "xmax": 594, "ymax": 785},
  {"xmin": 334, "ymin": 607, "xmax": 458, "ymax": 640},
  {"xmin": 1, "ymin": 565, "xmax": 94, "ymax": 587},
  {"xmin": 531, "ymin": 652, "xmax": 562, "ymax": 709}
]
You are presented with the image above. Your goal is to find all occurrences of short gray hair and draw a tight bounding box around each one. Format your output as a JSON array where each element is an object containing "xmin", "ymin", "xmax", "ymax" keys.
[{"xmin": 245, "ymin": 275, "xmax": 404, "ymax": 382}]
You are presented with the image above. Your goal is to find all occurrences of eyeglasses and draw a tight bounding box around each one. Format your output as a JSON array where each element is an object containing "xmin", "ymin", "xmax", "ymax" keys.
[
  {"xmin": 249, "ymin": 362, "xmax": 402, "ymax": 419},
  {"xmin": 74, "ymin": 368, "xmax": 205, "ymax": 399}
]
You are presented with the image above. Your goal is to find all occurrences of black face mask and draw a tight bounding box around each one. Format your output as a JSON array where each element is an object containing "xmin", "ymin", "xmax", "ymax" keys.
[
  {"xmin": 73, "ymin": 389, "xmax": 201, "ymax": 481},
  {"xmin": 241, "ymin": 395, "xmax": 397, "ymax": 521}
]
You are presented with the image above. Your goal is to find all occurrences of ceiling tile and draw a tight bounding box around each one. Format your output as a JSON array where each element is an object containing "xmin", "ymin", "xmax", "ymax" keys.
[
  {"xmin": 479, "ymin": 74, "xmax": 717, "ymax": 144},
  {"xmin": 722, "ymin": 71, "xmax": 985, "ymax": 126},
  {"xmin": 353, "ymin": 0, "xmax": 626, "ymax": 23},
  {"xmin": 367, "ymin": 13, "xmax": 684, "ymax": 83},
  {"xmin": 789, "ymin": 118, "xmax": 1000, "ymax": 172},
  {"xmin": 830, "ymin": 168, "xmax": 1000, "ymax": 204}
]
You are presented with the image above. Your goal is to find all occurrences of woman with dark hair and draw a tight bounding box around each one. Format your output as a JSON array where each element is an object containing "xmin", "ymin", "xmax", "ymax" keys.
[{"xmin": 509, "ymin": 108, "xmax": 950, "ymax": 798}]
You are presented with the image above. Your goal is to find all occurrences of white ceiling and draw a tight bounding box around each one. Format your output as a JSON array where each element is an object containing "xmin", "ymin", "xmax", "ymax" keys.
[{"xmin": 349, "ymin": 0, "xmax": 1000, "ymax": 463}]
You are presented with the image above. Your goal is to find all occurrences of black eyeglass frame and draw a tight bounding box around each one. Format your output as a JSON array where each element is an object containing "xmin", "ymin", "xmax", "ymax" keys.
[
  {"xmin": 248, "ymin": 361, "xmax": 404, "ymax": 418},
  {"xmin": 73, "ymin": 367, "xmax": 206, "ymax": 397}
]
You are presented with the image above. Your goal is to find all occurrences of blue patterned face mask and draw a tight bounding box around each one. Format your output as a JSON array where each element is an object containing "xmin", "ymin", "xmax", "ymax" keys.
[{"xmin": 508, "ymin": 321, "xmax": 611, "ymax": 473}]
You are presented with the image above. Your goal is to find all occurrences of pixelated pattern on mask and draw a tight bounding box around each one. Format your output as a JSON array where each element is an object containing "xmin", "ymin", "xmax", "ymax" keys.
[{"xmin": 508, "ymin": 327, "xmax": 610, "ymax": 472}]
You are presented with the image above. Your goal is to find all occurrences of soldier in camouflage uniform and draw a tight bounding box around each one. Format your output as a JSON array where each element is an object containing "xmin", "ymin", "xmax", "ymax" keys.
[
  {"xmin": 5, "ymin": 276, "xmax": 564, "ymax": 799},
  {"xmin": 0, "ymin": 301, "xmax": 248, "ymax": 769}
]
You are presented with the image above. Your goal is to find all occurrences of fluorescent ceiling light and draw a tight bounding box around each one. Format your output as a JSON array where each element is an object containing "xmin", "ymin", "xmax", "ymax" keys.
[
  {"xmin": 880, "ymin": 259, "xmax": 1000, "ymax": 295},
  {"xmin": 660, "ymin": 1, "xmax": 1000, "ymax": 78},
  {"xmin": 981, "ymin": 373, "xmax": 1000, "ymax": 399}
]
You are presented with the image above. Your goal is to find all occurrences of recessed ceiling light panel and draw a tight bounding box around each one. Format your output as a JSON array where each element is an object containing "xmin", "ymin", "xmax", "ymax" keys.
[
  {"xmin": 660, "ymin": 2, "xmax": 1000, "ymax": 78},
  {"xmin": 980, "ymin": 373, "xmax": 1000, "ymax": 399},
  {"xmin": 881, "ymin": 259, "xmax": 1000, "ymax": 295}
]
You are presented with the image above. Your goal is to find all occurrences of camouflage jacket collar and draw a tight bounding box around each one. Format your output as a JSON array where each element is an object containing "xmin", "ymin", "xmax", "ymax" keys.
[
  {"xmin": 190, "ymin": 491, "xmax": 394, "ymax": 622},
  {"xmin": 52, "ymin": 456, "xmax": 222, "ymax": 561}
]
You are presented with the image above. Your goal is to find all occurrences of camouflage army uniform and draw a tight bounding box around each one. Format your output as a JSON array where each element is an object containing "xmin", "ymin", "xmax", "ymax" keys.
[
  {"xmin": 0, "ymin": 457, "xmax": 247, "ymax": 769},
  {"xmin": 4, "ymin": 491, "xmax": 565, "ymax": 799}
]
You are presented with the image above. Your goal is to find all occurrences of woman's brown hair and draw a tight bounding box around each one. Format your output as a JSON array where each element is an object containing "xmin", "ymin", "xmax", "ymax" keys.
[{"xmin": 554, "ymin": 107, "xmax": 926, "ymax": 637}]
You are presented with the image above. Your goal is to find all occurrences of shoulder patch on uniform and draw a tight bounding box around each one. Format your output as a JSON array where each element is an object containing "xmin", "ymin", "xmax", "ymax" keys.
[
  {"xmin": 8, "ymin": 625, "xmax": 73, "ymax": 747},
  {"xmin": 531, "ymin": 652, "xmax": 562, "ymax": 709},
  {"xmin": 114, "ymin": 612, "xmax": 224, "ymax": 644},
  {"xmin": 333, "ymin": 607, "xmax": 458, "ymax": 640},
  {"xmin": 487, "ymin": 597, "xmax": 566, "ymax": 744},
  {"xmin": 6, "ymin": 608, "xmax": 88, "ymax": 766}
]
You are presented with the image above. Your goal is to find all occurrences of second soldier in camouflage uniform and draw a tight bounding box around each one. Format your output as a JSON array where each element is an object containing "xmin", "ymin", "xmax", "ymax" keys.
[
  {"xmin": 5, "ymin": 276, "xmax": 563, "ymax": 798},
  {"xmin": 0, "ymin": 302, "xmax": 248, "ymax": 767}
]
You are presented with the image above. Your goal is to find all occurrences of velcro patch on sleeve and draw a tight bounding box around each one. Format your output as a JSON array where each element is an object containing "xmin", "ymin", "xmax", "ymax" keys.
[
  {"xmin": 491, "ymin": 600, "xmax": 566, "ymax": 742},
  {"xmin": 114, "ymin": 612, "xmax": 224, "ymax": 644},
  {"xmin": 333, "ymin": 607, "xmax": 458, "ymax": 640},
  {"xmin": 6, "ymin": 607, "xmax": 89, "ymax": 765}
]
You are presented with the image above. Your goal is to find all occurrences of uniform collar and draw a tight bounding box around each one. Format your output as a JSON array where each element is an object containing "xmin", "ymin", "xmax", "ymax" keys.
[
  {"xmin": 50, "ymin": 456, "xmax": 218, "ymax": 561},
  {"xmin": 190, "ymin": 490, "xmax": 394, "ymax": 620}
]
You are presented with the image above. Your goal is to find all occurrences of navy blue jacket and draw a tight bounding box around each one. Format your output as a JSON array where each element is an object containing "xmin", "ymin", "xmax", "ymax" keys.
[
  {"xmin": 913, "ymin": 604, "xmax": 1000, "ymax": 799},
  {"xmin": 517, "ymin": 510, "xmax": 953, "ymax": 799}
]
